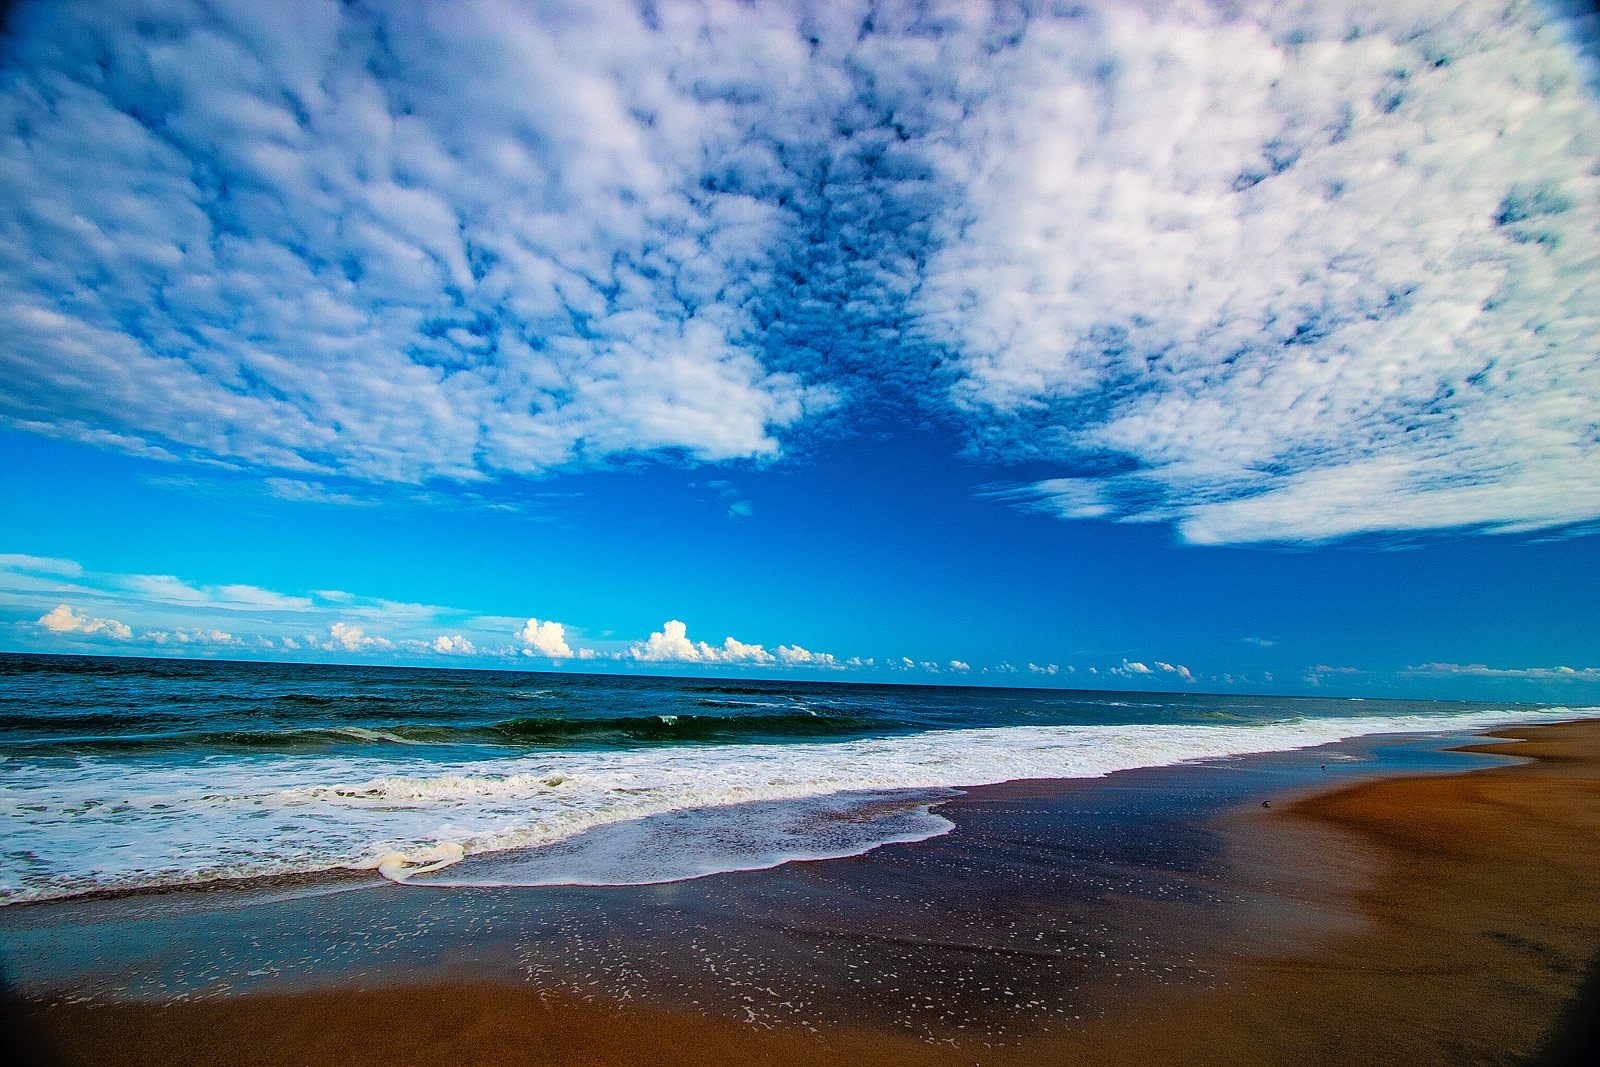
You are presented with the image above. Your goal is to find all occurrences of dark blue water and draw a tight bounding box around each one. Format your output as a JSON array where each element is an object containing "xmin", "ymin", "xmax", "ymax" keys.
[{"xmin": 0, "ymin": 652, "xmax": 1533, "ymax": 754}]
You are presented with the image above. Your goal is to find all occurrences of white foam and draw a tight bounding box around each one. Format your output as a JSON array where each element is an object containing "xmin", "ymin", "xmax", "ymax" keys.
[{"xmin": 0, "ymin": 707, "xmax": 1577, "ymax": 902}]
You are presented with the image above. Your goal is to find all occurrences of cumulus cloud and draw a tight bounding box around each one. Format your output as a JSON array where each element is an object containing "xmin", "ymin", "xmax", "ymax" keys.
[
  {"xmin": 629, "ymin": 619, "xmax": 780, "ymax": 665},
  {"xmin": 517, "ymin": 618, "xmax": 575, "ymax": 660},
  {"xmin": 776, "ymin": 644, "xmax": 840, "ymax": 668},
  {"xmin": 1112, "ymin": 658, "xmax": 1195, "ymax": 681},
  {"xmin": 1154, "ymin": 661, "xmax": 1194, "ymax": 681},
  {"xmin": 7, "ymin": 555, "xmax": 888, "ymax": 671},
  {"xmin": 949, "ymin": 660, "xmax": 970, "ymax": 671},
  {"xmin": 147, "ymin": 628, "xmax": 238, "ymax": 647},
  {"xmin": 37, "ymin": 604, "xmax": 132, "ymax": 640},
  {"xmin": 326, "ymin": 621, "xmax": 391, "ymax": 652},
  {"xmin": 923, "ymin": 1, "xmax": 1600, "ymax": 542}
]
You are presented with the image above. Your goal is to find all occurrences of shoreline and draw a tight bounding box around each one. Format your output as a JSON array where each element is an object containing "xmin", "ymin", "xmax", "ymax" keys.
[
  {"xmin": 0, "ymin": 715, "xmax": 1543, "ymax": 913},
  {"xmin": 6, "ymin": 720, "xmax": 1600, "ymax": 1064}
]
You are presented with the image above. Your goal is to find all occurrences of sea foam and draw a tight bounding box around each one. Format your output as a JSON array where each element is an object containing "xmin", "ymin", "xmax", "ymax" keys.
[{"xmin": 0, "ymin": 707, "xmax": 1576, "ymax": 902}]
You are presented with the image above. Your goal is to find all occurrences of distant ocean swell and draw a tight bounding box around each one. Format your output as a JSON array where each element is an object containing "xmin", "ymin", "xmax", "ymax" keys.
[
  {"xmin": 0, "ymin": 710, "xmax": 897, "ymax": 755},
  {"xmin": 0, "ymin": 706, "xmax": 1576, "ymax": 904}
]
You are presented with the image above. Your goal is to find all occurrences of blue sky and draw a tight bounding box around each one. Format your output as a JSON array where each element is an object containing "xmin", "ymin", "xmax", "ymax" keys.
[{"xmin": 1, "ymin": 0, "xmax": 1597, "ymax": 701}]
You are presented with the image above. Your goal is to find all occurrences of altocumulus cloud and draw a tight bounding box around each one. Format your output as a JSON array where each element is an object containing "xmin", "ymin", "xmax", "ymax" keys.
[
  {"xmin": 0, "ymin": 1, "xmax": 1595, "ymax": 543},
  {"xmin": 0, "ymin": 0, "xmax": 838, "ymax": 481},
  {"xmin": 920, "ymin": 1, "xmax": 1600, "ymax": 542}
]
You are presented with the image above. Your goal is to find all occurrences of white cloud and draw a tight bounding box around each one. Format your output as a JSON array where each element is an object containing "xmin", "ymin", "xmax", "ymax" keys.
[
  {"xmin": 264, "ymin": 478, "xmax": 378, "ymax": 507},
  {"xmin": 1406, "ymin": 662, "xmax": 1600, "ymax": 682},
  {"xmin": 949, "ymin": 660, "xmax": 970, "ymax": 671},
  {"xmin": 776, "ymin": 644, "xmax": 840, "ymax": 668},
  {"xmin": 918, "ymin": 1, "xmax": 1600, "ymax": 543},
  {"xmin": 1112, "ymin": 658, "xmax": 1195, "ymax": 681},
  {"xmin": 112, "ymin": 573, "xmax": 314, "ymax": 611},
  {"xmin": 326, "ymin": 621, "xmax": 391, "ymax": 652},
  {"xmin": 1, "ymin": 1, "xmax": 1592, "ymax": 549},
  {"xmin": 1028, "ymin": 663, "xmax": 1059, "ymax": 675},
  {"xmin": 5, "ymin": 555, "xmax": 881, "ymax": 671},
  {"xmin": 0, "ymin": 0, "xmax": 836, "ymax": 484},
  {"xmin": 1305, "ymin": 663, "xmax": 1362, "ymax": 686},
  {"xmin": 628, "ymin": 619, "xmax": 777, "ymax": 665},
  {"xmin": 1, "ymin": 554, "xmax": 83, "ymax": 578},
  {"xmin": 1154, "ymin": 661, "xmax": 1194, "ymax": 681},
  {"xmin": 517, "ymin": 618, "xmax": 575, "ymax": 660},
  {"xmin": 37, "ymin": 604, "xmax": 132, "ymax": 640}
]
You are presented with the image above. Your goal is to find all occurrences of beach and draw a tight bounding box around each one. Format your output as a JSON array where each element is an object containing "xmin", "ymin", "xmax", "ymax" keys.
[{"xmin": 6, "ymin": 718, "xmax": 1598, "ymax": 1066}]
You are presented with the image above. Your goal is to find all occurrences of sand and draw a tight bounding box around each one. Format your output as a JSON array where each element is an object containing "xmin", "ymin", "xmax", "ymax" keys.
[{"xmin": 6, "ymin": 720, "xmax": 1599, "ymax": 1066}]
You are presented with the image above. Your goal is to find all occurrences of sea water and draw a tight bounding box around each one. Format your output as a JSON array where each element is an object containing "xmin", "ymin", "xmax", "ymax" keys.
[{"xmin": 0, "ymin": 653, "xmax": 1578, "ymax": 903}]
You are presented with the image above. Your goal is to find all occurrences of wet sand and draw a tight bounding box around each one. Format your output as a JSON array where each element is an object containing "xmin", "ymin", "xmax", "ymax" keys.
[{"xmin": 6, "ymin": 720, "xmax": 1600, "ymax": 1065}]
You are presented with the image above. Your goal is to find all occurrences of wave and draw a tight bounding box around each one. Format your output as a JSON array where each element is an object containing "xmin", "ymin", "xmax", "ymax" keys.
[
  {"xmin": 487, "ymin": 710, "xmax": 887, "ymax": 743},
  {"xmin": 0, "ymin": 709, "xmax": 901, "ymax": 755},
  {"xmin": 0, "ymin": 705, "xmax": 1576, "ymax": 903}
]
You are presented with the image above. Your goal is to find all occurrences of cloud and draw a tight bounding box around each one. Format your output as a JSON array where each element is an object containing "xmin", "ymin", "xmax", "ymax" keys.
[
  {"xmin": 264, "ymin": 478, "xmax": 378, "ymax": 507},
  {"xmin": 6, "ymin": 554, "xmax": 887, "ymax": 671},
  {"xmin": 1305, "ymin": 663, "xmax": 1362, "ymax": 686},
  {"xmin": 1241, "ymin": 636, "xmax": 1277, "ymax": 648},
  {"xmin": 326, "ymin": 622, "xmax": 391, "ymax": 652},
  {"xmin": 517, "ymin": 618, "xmax": 575, "ymax": 660},
  {"xmin": 432, "ymin": 634, "xmax": 477, "ymax": 655},
  {"xmin": 0, "ymin": 0, "xmax": 835, "ymax": 484},
  {"xmin": 1153, "ymin": 661, "xmax": 1194, "ymax": 681},
  {"xmin": 1028, "ymin": 663, "xmax": 1059, "ymax": 675},
  {"xmin": 1, "ymin": 1, "xmax": 1593, "ymax": 546},
  {"xmin": 37, "ymin": 604, "xmax": 132, "ymax": 640},
  {"xmin": 776, "ymin": 644, "xmax": 840, "ymax": 668},
  {"xmin": 922, "ymin": 1, "xmax": 1600, "ymax": 543},
  {"xmin": 2, "ymin": 554, "xmax": 83, "ymax": 578},
  {"xmin": 1112, "ymin": 658, "xmax": 1195, "ymax": 681},
  {"xmin": 146, "ymin": 628, "xmax": 239, "ymax": 647},
  {"xmin": 949, "ymin": 660, "xmax": 970, "ymax": 671},
  {"xmin": 114, "ymin": 574, "xmax": 314, "ymax": 611},
  {"xmin": 1405, "ymin": 662, "xmax": 1600, "ymax": 682},
  {"xmin": 628, "ymin": 619, "xmax": 779, "ymax": 665}
]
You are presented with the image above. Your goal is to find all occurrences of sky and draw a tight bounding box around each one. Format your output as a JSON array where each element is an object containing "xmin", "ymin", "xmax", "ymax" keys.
[{"xmin": 1, "ymin": 0, "xmax": 1597, "ymax": 702}]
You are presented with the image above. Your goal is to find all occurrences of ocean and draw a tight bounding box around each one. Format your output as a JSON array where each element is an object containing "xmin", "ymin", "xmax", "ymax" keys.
[{"xmin": 0, "ymin": 652, "xmax": 1577, "ymax": 905}]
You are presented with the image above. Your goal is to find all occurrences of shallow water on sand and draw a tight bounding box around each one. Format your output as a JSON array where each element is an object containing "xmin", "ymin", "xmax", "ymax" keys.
[{"xmin": 0, "ymin": 731, "xmax": 1517, "ymax": 1041}]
